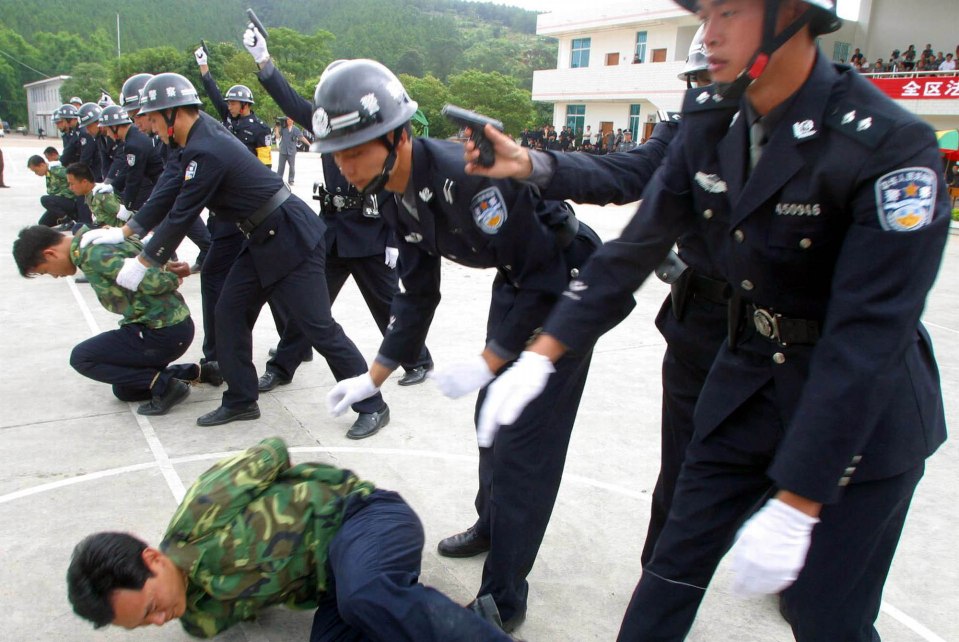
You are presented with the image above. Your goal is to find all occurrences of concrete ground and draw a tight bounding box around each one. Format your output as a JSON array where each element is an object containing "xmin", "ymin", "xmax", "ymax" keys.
[{"xmin": 0, "ymin": 134, "xmax": 955, "ymax": 642}]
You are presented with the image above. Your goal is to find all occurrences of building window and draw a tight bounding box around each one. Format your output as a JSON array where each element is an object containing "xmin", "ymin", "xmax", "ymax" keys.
[
  {"xmin": 629, "ymin": 105, "xmax": 641, "ymax": 141},
  {"xmin": 566, "ymin": 104, "xmax": 585, "ymax": 137},
  {"xmin": 571, "ymin": 38, "xmax": 591, "ymax": 69},
  {"xmin": 635, "ymin": 31, "xmax": 647, "ymax": 63},
  {"xmin": 833, "ymin": 41, "xmax": 850, "ymax": 63}
]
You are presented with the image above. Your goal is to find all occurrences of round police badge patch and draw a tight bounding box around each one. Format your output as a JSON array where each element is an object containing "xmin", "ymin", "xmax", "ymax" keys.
[
  {"xmin": 470, "ymin": 186, "xmax": 507, "ymax": 235},
  {"xmin": 874, "ymin": 167, "xmax": 936, "ymax": 232},
  {"xmin": 126, "ymin": 153, "xmax": 136, "ymax": 167}
]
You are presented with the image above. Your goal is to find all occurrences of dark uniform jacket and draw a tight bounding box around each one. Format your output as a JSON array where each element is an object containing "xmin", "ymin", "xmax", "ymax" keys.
[
  {"xmin": 200, "ymin": 72, "xmax": 272, "ymax": 155},
  {"xmin": 142, "ymin": 112, "xmax": 324, "ymax": 288},
  {"xmin": 378, "ymin": 138, "xmax": 596, "ymax": 367},
  {"xmin": 76, "ymin": 128, "xmax": 98, "ymax": 171},
  {"xmin": 256, "ymin": 61, "xmax": 395, "ymax": 258},
  {"xmin": 114, "ymin": 126, "xmax": 164, "ymax": 211},
  {"xmin": 544, "ymin": 53, "xmax": 948, "ymax": 504},
  {"xmin": 60, "ymin": 128, "xmax": 80, "ymax": 165}
]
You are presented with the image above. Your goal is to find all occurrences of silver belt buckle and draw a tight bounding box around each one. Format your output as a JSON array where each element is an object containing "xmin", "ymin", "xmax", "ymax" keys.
[
  {"xmin": 332, "ymin": 195, "xmax": 346, "ymax": 209},
  {"xmin": 752, "ymin": 307, "xmax": 780, "ymax": 342}
]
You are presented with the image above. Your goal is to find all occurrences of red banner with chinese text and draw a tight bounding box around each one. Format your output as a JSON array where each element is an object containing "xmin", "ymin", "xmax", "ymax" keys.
[{"xmin": 869, "ymin": 77, "xmax": 959, "ymax": 99}]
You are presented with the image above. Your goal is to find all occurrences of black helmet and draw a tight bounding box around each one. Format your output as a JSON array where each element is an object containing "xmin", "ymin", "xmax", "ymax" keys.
[
  {"xmin": 99, "ymin": 105, "xmax": 133, "ymax": 127},
  {"xmin": 52, "ymin": 108, "xmax": 63, "ymax": 123},
  {"xmin": 138, "ymin": 73, "xmax": 203, "ymax": 115},
  {"xmin": 224, "ymin": 84, "xmax": 255, "ymax": 104},
  {"xmin": 58, "ymin": 104, "xmax": 80, "ymax": 121},
  {"xmin": 77, "ymin": 103, "xmax": 104, "ymax": 127},
  {"xmin": 120, "ymin": 73, "xmax": 154, "ymax": 110},
  {"xmin": 311, "ymin": 59, "xmax": 418, "ymax": 153}
]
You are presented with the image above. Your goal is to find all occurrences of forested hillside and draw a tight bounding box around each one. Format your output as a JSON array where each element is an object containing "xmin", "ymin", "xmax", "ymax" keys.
[{"xmin": 0, "ymin": 0, "xmax": 555, "ymax": 134}]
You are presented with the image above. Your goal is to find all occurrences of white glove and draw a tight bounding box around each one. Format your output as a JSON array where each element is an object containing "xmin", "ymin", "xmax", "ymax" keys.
[
  {"xmin": 92, "ymin": 182, "xmax": 114, "ymax": 195},
  {"xmin": 326, "ymin": 373, "xmax": 379, "ymax": 417},
  {"xmin": 193, "ymin": 46, "xmax": 208, "ymax": 67},
  {"xmin": 116, "ymin": 257, "xmax": 149, "ymax": 291},
  {"xmin": 242, "ymin": 24, "xmax": 270, "ymax": 64},
  {"xmin": 476, "ymin": 351, "xmax": 555, "ymax": 447},
  {"xmin": 116, "ymin": 205, "xmax": 132, "ymax": 222},
  {"xmin": 430, "ymin": 355, "xmax": 495, "ymax": 399},
  {"xmin": 730, "ymin": 498, "xmax": 819, "ymax": 597},
  {"xmin": 384, "ymin": 246, "xmax": 399, "ymax": 269},
  {"xmin": 79, "ymin": 226, "xmax": 127, "ymax": 248}
]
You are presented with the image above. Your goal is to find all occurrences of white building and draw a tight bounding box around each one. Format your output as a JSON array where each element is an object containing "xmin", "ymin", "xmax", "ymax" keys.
[
  {"xmin": 24, "ymin": 76, "xmax": 70, "ymax": 137},
  {"xmin": 532, "ymin": 0, "xmax": 958, "ymax": 141}
]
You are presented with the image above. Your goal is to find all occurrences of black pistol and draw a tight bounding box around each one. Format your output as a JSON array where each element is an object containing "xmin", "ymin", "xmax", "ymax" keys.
[
  {"xmin": 200, "ymin": 39, "xmax": 210, "ymax": 57},
  {"xmin": 246, "ymin": 8, "xmax": 268, "ymax": 41},
  {"xmin": 441, "ymin": 104, "xmax": 504, "ymax": 168}
]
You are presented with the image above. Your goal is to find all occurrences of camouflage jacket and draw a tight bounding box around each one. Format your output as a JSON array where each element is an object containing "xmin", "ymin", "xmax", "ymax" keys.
[
  {"xmin": 70, "ymin": 227, "xmax": 189, "ymax": 329},
  {"xmin": 83, "ymin": 191, "xmax": 122, "ymax": 228},
  {"xmin": 160, "ymin": 438, "xmax": 375, "ymax": 638},
  {"xmin": 45, "ymin": 165, "xmax": 72, "ymax": 198}
]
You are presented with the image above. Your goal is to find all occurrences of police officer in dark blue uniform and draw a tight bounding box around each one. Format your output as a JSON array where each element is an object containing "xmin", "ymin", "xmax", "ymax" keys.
[
  {"xmin": 99, "ymin": 105, "xmax": 164, "ymax": 212},
  {"xmin": 484, "ymin": 26, "xmax": 722, "ymax": 567},
  {"xmin": 76, "ymin": 103, "xmax": 106, "ymax": 181},
  {"xmin": 58, "ymin": 104, "xmax": 83, "ymax": 166},
  {"xmin": 82, "ymin": 73, "xmax": 390, "ymax": 434},
  {"xmin": 479, "ymin": 0, "xmax": 949, "ymax": 639},
  {"xmin": 241, "ymin": 35, "xmax": 435, "ymax": 393},
  {"xmin": 311, "ymin": 58, "xmax": 601, "ymax": 631}
]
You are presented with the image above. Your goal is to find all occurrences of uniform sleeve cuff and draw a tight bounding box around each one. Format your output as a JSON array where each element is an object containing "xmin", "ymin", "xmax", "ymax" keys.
[
  {"xmin": 485, "ymin": 340, "xmax": 517, "ymax": 363},
  {"xmin": 127, "ymin": 219, "xmax": 147, "ymax": 237},
  {"xmin": 138, "ymin": 251, "xmax": 162, "ymax": 268},
  {"xmin": 373, "ymin": 353, "xmax": 399, "ymax": 370},
  {"xmin": 526, "ymin": 150, "xmax": 556, "ymax": 189},
  {"xmin": 257, "ymin": 60, "xmax": 277, "ymax": 80}
]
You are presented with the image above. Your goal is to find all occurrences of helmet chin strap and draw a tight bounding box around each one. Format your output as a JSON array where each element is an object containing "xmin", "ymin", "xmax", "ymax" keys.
[
  {"xmin": 715, "ymin": 0, "xmax": 814, "ymax": 101},
  {"xmin": 162, "ymin": 107, "xmax": 180, "ymax": 148},
  {"xmin": 359, "ymin": 124, "xmax": 405, "ymax": 198}
]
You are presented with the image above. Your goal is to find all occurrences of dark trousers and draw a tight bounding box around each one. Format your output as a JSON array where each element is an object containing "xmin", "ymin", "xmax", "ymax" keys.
[
  {"xmin": 216, "ymin": 247, "xmax": 385, "ymax": 413},
  {"xmin": 38, "ymin": 194, "xmax": 78, "ymax": 227},
  {"xmin": 69, "ymin": 319, "xmax": 195, "ymax": 401},
  {"xmin": 199, "ymin": 231, "xmax": 244, "ymax": 362},
  {"xmin": 310, "ymin": 490, "xmax": 509, "ymax": 642},
  {"xmin": 471, "ymin": 346, "xmax": 593, "ymax": 623},
  {"xmin": 618, "ymin": 379, "xmax": 926, "ymax": 642},
  {"xmin": 269, "ymin": 251, "xmax": 432, "ymax": 379}
]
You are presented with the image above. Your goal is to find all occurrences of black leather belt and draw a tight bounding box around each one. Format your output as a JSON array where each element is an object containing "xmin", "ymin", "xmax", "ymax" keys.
[
  {"xmin": 746, "ymin": 304, "xmax": 820, "ymax": 346},
  {"xmin": 237, "ymin": 185, "xmax": 291, "ymax": 237},
  {"xmin": 331, "ymin": 194, "xmax": 364, "ymax": 211}
]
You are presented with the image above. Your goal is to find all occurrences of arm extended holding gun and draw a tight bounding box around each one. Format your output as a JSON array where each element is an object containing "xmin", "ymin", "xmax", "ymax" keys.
[
  {"xmin": 445, "ymin": 105, "xmax": 535, "ymax": 179},
  {"xmin": 243, "ymin": 8, "xmax": 271, "ymax": 65},
  {"xmin": 441, "ymin": 104, "xmax": 504, "ymax": 168}
]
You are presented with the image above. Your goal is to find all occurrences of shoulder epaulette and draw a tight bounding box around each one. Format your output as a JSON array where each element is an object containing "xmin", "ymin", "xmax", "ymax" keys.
[
  {"xmin": 682, "ymin": 85, "xmax": 740, "ymax": 114},
  {"xmin": 825, "ymin": 100, "xmax": 894, "ymax": 149}
]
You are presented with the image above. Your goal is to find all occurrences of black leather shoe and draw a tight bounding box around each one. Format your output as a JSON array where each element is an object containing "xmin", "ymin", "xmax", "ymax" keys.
[
  {"xmin": 258, "ymin": 370, "xmax": 291, "ymax": 392},
  {"xmin": 196, "ymin": 403, "xmax": 260, "ymax": 427},
  {"xmin": 437, "ymin": 525, "xmax": 490, "ymax": 558},
  {"xmin": 347, "ymin": 406, "xmax": 390, "ymax": 439},
  {"xmin": 137, "ymin": 379, "xmax": 190, "ymax": 416},
  {"xmin": 397, "ymin": 365, "xmax": 431, "ymax": 386},
  {"xmin": 199, "ymin": 361, "xmax": 223, "ymax": 387},
  {"xmin": 468, "ymin": 594, "xmax": 504, "ymax": 631},
  {"xmin": 268, "ymin": 346, "xmax": 313, "ymax": 362}
]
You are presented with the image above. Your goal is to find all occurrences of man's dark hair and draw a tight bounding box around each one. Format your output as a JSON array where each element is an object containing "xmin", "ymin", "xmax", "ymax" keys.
[
  {"xmin": 13, "ymin": 225, "xmax": 65, "ymax": 277},
  {"xmin": 43, "ymin": 146, "xmax": 59, "ymax": 156},
  {"xmin": 66, "ymin": 162, "xmax": 95, "ymax": 183},
  {"xmin": 27, "ymin": 155, "xmax": 45, "ymax": 168},
  {"xmin": 67, "ymin": 532, "xmax": 152, "ymax": 628}
]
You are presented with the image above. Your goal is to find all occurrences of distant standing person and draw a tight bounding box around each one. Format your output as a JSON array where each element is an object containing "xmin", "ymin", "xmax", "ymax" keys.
[
  {"xmin": 0, "ymin": 145, "xmax": 8, "ymax": 188},
  {"xmin": 275, "ymin": 116, "xmax": 310, "ymax": 185}
]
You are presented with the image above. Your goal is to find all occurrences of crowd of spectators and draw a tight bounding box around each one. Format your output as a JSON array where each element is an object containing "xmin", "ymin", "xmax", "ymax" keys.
[
  {"xmin": 848, "ymin": 43, "xmax": 959, "ymax": 74},
  {"xmin": 519, "ymin": 124, "xmax": 639, "ymax": 154}
]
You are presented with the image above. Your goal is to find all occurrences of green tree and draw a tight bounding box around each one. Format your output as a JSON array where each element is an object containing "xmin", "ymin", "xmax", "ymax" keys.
[
  {"xmin": 0, "ymin": 27, "xmax": 44, "ymax": 125},
  {"xmin": 60, "ymin": 63, "xmax": 111, "ymax": 105},
  {"xmin": 400, "ymin": 73, "xmax": 453, "ymax": 139},
  {"xmin": 447, "ymin": 70, "xmax": 533, "ymax": 136}
]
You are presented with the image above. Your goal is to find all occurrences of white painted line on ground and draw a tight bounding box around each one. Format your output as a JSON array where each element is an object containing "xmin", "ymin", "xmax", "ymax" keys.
[
  {"xmin": 67, "ymin": 276, "xmax": 185, "ymax": 502},
  {"xmin": 0, "ymin": 461, "xmax": 157, "ymax": 505},
  {"xmin": 923, "ymin": 320, "xmax": 959, "ymax": 335},
  {"xmin": 879, "ymin": 601, "xmax": 947, "ymax": 642}
]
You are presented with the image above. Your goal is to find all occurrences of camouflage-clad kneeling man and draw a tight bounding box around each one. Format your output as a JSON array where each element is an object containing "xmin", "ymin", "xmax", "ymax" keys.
[{"xmin": 67, "ymin": 438, "xmax": 510, "ymax": 641}]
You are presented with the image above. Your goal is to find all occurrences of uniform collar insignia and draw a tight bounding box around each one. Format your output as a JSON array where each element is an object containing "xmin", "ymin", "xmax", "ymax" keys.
[
  {"xmin": 443, "ymin": 179, "xmax": 455, "ymax": 204},
  {"xmin": 856, "ymin": 117, "xmax": 872, "ymax": 131},
  {"xmin": 695, "ymin": 90, "xmax": 710, "ymax": 104},
  {"xmin": 792, "ymin": 119, "xmax": 817, "ymax": 139},
  {"xmin": 841, "ymin": 110, "xmax": 856, "ymax": 125},
  {"xmin": 694, "ymin": 171, "xmax": 727, "ymax": 194},
  {"xmin": 418, "ymin": 187, "xmax": 433, "ymax": 202}
]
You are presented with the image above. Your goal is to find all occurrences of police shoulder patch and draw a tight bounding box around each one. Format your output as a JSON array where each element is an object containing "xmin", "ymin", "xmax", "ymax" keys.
[
  {"xmin": 874, "ymin": 167, "xmax": 936, "ymax": 232},
  {"xmin": 184, "ymin": 160, "xmax": 198, "ymax": 181},
  {"xmin": 470, "ymin": 186, "xmax": 508, "ymax": 235},
  {"xmin": 126, "ymin": 153, "xmax": 136, "ymax": 167}
]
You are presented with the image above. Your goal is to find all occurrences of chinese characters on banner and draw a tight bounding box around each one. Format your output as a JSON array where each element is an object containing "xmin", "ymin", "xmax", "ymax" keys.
[{"xmin": 869, "ymin": 77, "xmax": 959, "ymax": 99}]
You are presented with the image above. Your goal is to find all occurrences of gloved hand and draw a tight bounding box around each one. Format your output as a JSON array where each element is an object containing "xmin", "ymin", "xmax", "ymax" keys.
[
  {"xmin": 193, "ymin": 46, "xmax": 208, "ymax": 67},
  {"xmin": 116, "ymin": 257, "xmax": 149, "ymax": 291},
  {"xmin": 430, "ymin": 355, "xmax": 495, "ymax": 399},
  {"xmin": 79, "ymin": 226, "xmax": 127, "ymax": 248},
  {"xmin": 384, "ymin": 246, "xmax": 399, "ymax": 269},
  {"xmin": 116, "ymin": 205, "xmax": 133, "ymax": 222},
  {"xmin": 476, "ymin": 351, "xmax": 555, "ymax": 447},
  {"xmin": 730, "ymin": 498, "xmax": 819, "ymax": 596},
  {"xmin": 92, "ymin": 183, "xmax": 113, "ymax": 195},
  {"xmin": 242, "ymin": 24, "xmax": 270, "ymax": 64},
  {"xmin": 326, "ymin": 373, "xmax": 379, "ymax": 416}
]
